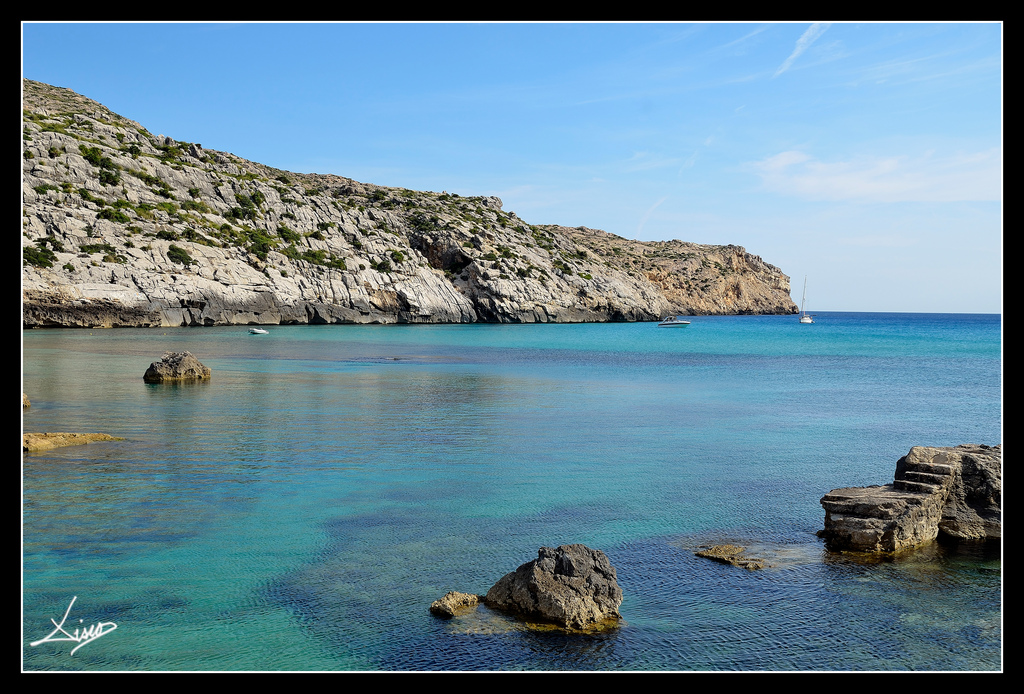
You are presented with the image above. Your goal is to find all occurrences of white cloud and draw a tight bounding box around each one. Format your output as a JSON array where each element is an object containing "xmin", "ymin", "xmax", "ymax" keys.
[
  {"xmin": 773, "ymin": 23, "xmax": 831, "ymax": 78},
  {"xmin": 745, "ymin": 148, "xmax": 1002, "ymax": 202}
]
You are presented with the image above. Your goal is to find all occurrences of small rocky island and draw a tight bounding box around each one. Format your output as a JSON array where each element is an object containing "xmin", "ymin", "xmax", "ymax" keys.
[
  {"xmin": 143, "ymin": 351, "xmax": 211, "ymax": 383},
  {"xmin": 431, "ymin": 544, "xmax": 623, "ymax": 632},
  {"xmin": 819, "ymin": 444, "xmax": 1001, "ymax": 553}
]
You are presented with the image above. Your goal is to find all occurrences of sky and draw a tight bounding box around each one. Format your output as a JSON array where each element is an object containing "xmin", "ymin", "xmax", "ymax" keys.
[{"xmin": 21, "ymin": 22, "xmax": 1002, "ymax": 313}]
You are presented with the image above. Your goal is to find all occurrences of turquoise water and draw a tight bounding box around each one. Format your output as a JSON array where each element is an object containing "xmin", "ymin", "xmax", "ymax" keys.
[{"xmin": 22, "ymin": 313, "xmax": 1002, "ymax": 671}]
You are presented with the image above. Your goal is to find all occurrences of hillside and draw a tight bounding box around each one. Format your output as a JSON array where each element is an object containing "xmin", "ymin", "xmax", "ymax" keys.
[{"xmin": 21, "ymin": 79, "xmax": 797, "ymax": 328}]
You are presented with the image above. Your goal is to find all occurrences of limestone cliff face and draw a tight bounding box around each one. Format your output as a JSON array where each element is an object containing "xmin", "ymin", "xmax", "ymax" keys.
[{"xmin": 22, "ymin": 79, "xmax": 798, "ymax": 328}]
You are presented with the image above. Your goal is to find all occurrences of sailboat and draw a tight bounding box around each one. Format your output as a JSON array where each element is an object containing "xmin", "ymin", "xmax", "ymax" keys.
[{"xmin": 799, "ymin": 276, "xmax": 814, "ymax": 324}]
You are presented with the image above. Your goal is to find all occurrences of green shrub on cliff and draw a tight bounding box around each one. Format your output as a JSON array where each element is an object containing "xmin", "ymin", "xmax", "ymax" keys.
[
  {"xmin": 79, "ymin": 144, "xmax": 103, "ymax": 166},
  {"xmin": 277, "ymin": 225, "xmax": 301, "ymax": 243},
  {"xmin": 80, "ymin": 243, "xmax": 117, "ymax": 255},
  {"xmin": 24, "ymin": 242, "xmax": 57, "ymax": 268},
  {"xmin": 245, "ymin": 228, "xmax": 277, "ymax": 261},
  {"xmin": 99, "ymin": 168, "xmax": 121, "ymax": 186},
  {"xmin": 97, "ymin": 208, "xmax": 131, "ymax": 223},
  {"xmin": 167, "ymin": 244, "xmax": 193, "ymax": 266},
  {"xmin": 182, "ymin": 199, "xmax": 211, "ymax": 213}
]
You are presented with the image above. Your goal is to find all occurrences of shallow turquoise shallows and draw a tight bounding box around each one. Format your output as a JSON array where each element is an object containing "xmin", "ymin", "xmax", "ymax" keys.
[{"xmin": 22, "ymin": 313, "xmax": 1002, "ymax": 671}]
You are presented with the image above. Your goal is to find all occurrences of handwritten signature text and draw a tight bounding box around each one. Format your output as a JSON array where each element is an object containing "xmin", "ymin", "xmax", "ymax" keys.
[{"xmin": 30, "ymin": 596, "xmax": 117, "ymax": 656}]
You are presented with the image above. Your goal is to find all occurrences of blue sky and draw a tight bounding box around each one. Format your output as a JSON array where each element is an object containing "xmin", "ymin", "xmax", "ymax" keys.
[{"xmin": 22, "ymin": 22, "xmax": 1002, "ymax": 313}]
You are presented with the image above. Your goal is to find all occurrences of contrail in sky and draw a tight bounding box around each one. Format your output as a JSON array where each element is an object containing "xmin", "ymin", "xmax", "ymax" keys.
[{"xmin": 773, "ymin": 23, "xmax": 831, "ymax": 78}]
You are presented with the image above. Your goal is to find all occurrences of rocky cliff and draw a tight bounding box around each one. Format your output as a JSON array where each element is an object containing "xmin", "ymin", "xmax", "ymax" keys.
[{"xmin": 22, "ymin": 79, "xmax": 798, "ymax": 328}]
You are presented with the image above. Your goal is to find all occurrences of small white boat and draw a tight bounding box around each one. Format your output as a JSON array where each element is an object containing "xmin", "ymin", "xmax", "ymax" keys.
[
  {"xmin": 248, "ymin": 328, "xmax": 268, "ymax": 335},
  {"xmin": 799, "ymin": 277, "xmax": 814, "ymax": 324},
  {"xmin": 658, "ymin": 316, "xmax": 691, "ymax": 327}
]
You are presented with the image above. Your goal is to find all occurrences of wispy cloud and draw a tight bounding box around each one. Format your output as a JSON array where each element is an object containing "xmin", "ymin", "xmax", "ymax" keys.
[
  {"xmin": 622, "ymin": 151, "xmax": 681, "ymax": 173},
  {"xmin": 636, "ymin": 196, "xmax": 669, "ymax": 237},
  {"xmin": 715, "ymin": 24, "xmax": 770, "ymax": 53},
  {"xmin": 679, "ymin": 149, "xmax": 699, "ymax": 171},
  {"xmin": 773, "ymin": 23, "xmax": 831, "ymax": 78},
  {"xmin": 836, "ymin": 234, "xmax": 917, "ymax": 248},
  {"xmin": 745, "ymin": 148, "xmax": 1002, "ymax": 202}
]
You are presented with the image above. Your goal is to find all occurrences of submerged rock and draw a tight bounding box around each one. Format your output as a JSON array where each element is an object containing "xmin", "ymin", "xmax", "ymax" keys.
[
  {"xmin": 819, "ymin": 444, "xmax": 1001, "ymax": 552},
  {"xmin": 24, "ymin": 432, "xmax": 124, "ymax": 452},
  {"xmin": 483, "ymin": 544, "xmax": 623, "ymax": 631},
  {"xmin": 695, "ymin": 544, "xmax": 767, "ymax": 570},
  {"xmin": 143, "ymin": 351, "xmax": 211, "ymax": 383},
  {"xmin": 428, "ymin": 591, "xmax": 482, "ymax": 618}
]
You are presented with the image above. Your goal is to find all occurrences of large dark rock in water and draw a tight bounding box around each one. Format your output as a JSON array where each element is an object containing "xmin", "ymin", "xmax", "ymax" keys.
[
  {"xmin": 483, "ymin": 544, "xmax": 623, "ymax": 631},
  {"xmin": 819, "ymin": 444, "xmax": 1001, "ymax": 552},
  {"xmin": 143, "ymin": 351, "xmax": 211, "ymax": 383}
]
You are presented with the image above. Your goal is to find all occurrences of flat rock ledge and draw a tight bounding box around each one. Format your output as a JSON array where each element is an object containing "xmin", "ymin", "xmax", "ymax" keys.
[
  {"xmin": 24, "ymin": 432, "xmax": 124, "ymax": 453},
  {"xmin": 143, "ymin": 351, "xmax": 211, "ymax": 383},
  {"xmin": 819, "ymin": 444, "xmax": 1001, "ymax": 553},
  {"xmin": 695, "ymin": 544, "xmax": 768, "ymax": 570}
]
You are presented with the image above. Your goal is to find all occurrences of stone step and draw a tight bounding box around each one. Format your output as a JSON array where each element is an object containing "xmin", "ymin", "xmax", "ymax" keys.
[
  {"xmin": 898, "ymin": 471, "xmax": 949, "ymax": 486},
  {"xmin": 902, "ymin": 462, "xmax": 954, "ymax": 476},
  {"xmin": 821, "ymin": 498, "xmax": 909, "ymax": 520},
  {"xmin": 893, "ymin": 479, "xmax": 941, "ymax": 494},
  {"xmin": 823, "ymin": 513, "xmax": 886, "ymax": 529}
]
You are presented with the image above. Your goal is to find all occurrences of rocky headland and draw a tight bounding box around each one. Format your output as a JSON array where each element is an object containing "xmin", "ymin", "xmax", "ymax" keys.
[
  {"xmin": 819, "ymin": 444, "xmax": 1001, "ymax": 553},
  {"xmin": 22, "ymin": 79, "xmax": 797, "ymax": 328}
]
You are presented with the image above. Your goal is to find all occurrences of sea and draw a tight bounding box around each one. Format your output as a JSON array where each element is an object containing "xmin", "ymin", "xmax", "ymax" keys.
[{"xmin": 21, "ymin": 312, "xmax": 1002, "ymax": 672}]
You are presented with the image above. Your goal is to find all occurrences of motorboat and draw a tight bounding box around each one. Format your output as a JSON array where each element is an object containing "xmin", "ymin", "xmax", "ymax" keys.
[
  {"xmin": 248, "ymin": 328, "xmax": 268, "ymax": 335},
  {"xmin": 658, "ymin": 316, "xmax": 691, "ymax": 327},
  {"xmin": 799, "ymin": 277, "xmax": 814, "ymax": 324}
]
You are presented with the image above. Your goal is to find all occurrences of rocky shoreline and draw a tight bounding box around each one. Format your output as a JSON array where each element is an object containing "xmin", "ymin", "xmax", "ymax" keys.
[{"xmin": 22, "ymin": 79, "xmax": 797, "ymax": 328}]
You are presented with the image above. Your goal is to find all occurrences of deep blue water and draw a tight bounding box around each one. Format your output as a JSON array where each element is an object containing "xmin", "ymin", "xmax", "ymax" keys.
[{"xmin": 22, "ymin": 312, "xmax": 1002, "ymax": 671}]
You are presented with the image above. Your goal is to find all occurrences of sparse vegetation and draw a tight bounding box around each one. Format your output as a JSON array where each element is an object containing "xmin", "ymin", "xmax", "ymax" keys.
[
  {"xmin": 98, "ymin": 208, "xmax": 131, "ymax": 223},
  {"xmin": 21, "ymin": 78, "xmax": 797, "ymax": 325},
  {"xmin": 167, "ymin": 244, "xmax": 193, "ymax": 266},
  {"xmin": 24, "ymin": 242, "xmax": 57, "ymax": 268}
]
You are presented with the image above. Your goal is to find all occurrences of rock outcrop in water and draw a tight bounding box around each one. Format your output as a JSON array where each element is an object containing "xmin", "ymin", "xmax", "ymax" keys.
[
  {"xmin": 23, "ymin": 432, "xmax": 124, "ymax": 452},
  {"xmin": 695, "ymin": 544, "xmax": 768, "ymax": 570},
  {"xmin": 143, "ymin": 351, "xmax": 211, "ymax": 383},
  {"xmin": 482, "ymin": 544, "xmax": 623, "ymax": 631},
  {"xmin": 819, "ymin": 444, "xmax": 1001, "ymax": 552},
  {"xmin": 22, "ymin": 79, "xmax": 798, "ymax": 328},
  {"xmin": 428, "ymin": 591, "xmax": 483, "ymax": 619}
]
